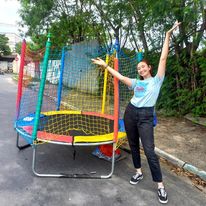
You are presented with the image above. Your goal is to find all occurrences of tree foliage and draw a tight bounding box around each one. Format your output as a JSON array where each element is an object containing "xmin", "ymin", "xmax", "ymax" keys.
[
  {"xmin": 0, "ymin": 34, "xmax": 11, "ymax": 55},
  {"xmin": 19, "ymin": 0, "xmax": 106, "ymax": 48},
  {"xmin": 15, "ymin": 42, "xmax": 22, "ymax": 54}
]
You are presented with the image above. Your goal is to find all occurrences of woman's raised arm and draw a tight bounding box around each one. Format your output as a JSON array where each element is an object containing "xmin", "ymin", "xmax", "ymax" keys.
[{"xmin": 157, "ymin": 21, "xmax": 181, "ymax": 78}]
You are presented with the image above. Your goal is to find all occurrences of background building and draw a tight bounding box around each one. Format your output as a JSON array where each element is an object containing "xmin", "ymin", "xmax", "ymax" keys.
[
  {"xmin": 0, "ymin": 23, "xmax": 22, "ymax": 73},
  {"xmin": 0, "ymin": 22, "xmax": 22, "ymax": 53}
]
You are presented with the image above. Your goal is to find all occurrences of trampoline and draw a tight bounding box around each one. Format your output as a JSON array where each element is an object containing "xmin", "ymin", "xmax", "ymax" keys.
[{"xmin": 15, "ymin": 36, "xmax": 127, "ymax": 178}]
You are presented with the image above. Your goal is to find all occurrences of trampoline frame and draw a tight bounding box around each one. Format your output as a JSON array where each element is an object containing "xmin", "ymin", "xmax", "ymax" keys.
[{"xmin": 16, "ymin": 132, "xmax": 120, "ymax": 179}]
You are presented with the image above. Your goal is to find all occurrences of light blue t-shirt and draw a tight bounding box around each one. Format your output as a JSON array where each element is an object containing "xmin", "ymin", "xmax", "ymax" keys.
[{"xmin": 129, "ymin": 75, "xmax": 164, "ymax": 107}]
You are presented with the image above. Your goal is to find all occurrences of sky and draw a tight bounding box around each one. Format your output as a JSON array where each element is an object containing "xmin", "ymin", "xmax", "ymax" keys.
[{"xmin": 0, "ymin": 0, "xmax": 22, "ymax": 35}]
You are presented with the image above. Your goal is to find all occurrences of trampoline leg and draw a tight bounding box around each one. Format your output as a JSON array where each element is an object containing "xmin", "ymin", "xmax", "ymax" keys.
[
  {"xmin": 16, "ymin": 133, "xmax": 31, "ymax": 150},
  {"xmin": 32, "ymin": 145, "xmax": 65, "ymax": 177},
  {"xmin": 32, "ymin": 143, "xmax": 116, "ymax": 179},
  {"xmin": 100, "ymin": 142, "xmax": 115, "ymax": 179}
]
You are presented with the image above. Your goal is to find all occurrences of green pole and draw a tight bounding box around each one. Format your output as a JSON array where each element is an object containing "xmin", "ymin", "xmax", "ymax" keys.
[{"xmin": 32, "ymin": 33, "xmax": 51, "ymax": 141}]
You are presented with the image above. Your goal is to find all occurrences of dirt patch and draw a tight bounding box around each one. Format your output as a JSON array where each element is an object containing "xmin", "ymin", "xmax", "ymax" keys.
[{"xmin": 155, "ymin": 115, "xmax": 206, "ymax": 171}]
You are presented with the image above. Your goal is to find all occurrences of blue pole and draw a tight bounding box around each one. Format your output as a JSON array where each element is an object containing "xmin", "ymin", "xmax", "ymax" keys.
[
  {"xmin": 56, "ymin": 47, "xmax": 66, "ymax": 111},
  {"xmin": 137, "ymin": 48, "xmax": 143, "ymax": 62},
  {"xmin": 114, "ymin": 38, "xmax": 120, "ymax": 59}
]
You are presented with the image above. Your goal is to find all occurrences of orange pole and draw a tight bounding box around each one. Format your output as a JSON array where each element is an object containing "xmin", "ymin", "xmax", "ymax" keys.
[{"xmin": 113, "ymin": 57, "xmax": 119, "ymax": 143}]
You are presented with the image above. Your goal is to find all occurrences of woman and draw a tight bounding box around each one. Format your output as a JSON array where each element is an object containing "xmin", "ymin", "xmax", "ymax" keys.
[{"xmin": 92, "ymin": 21, "xmax": 181, "ymax": 204}]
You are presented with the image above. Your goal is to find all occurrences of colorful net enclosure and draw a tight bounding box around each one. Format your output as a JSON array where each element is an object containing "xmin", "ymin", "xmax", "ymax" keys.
[{"xmin": 14, "ymin": 35, "xmax": 138, "ymax": 178}]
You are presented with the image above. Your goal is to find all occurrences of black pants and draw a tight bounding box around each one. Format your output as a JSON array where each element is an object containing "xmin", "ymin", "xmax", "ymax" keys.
[{"xmin": 123, "ymin": 102, "xmax": 162, "ymax": 182}]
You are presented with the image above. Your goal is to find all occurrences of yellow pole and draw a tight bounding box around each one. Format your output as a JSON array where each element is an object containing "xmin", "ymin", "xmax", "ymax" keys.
[{"xmin": 101, "ymin": 54, "xmax": 109, "ymax": 114}]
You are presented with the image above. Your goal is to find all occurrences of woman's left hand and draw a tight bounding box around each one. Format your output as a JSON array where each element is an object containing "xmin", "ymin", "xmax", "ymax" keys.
[{"xmin": 167, "ymin": 20, "xmax": 181, "ymax": 34}]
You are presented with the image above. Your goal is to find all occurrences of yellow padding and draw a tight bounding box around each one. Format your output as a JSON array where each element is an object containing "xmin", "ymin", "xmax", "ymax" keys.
[
  {"xmin": 74, "ymin": 132, "xmax": 126, "ymax": 143},
  {"xmin": 42, "ymin": 110, "xmax": 81, "ymax": 116}
]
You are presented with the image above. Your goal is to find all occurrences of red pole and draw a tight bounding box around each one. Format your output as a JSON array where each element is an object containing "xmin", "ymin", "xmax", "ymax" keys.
[
  {"xmin": 113, "ymin": 57, "xmax": 119, "ymax": 143},
  {"xmin": 16, "ymin": 39, "xmax": 26, "ymax": 120}
]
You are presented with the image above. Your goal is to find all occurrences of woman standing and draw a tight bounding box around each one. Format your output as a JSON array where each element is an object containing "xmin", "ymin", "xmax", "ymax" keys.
[{"xmin": 92, "ymin": 21, "xmax": 181, "ymax": 204}]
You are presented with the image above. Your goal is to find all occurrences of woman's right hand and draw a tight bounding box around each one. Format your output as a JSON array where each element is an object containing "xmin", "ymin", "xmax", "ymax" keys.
[
  {"xmin": 91, "ymin": 57, "xmax": 108, "ymax": 68},
  {"xmin": 92, "ymin": 57, "xmax": 132, "ymax": 87}
]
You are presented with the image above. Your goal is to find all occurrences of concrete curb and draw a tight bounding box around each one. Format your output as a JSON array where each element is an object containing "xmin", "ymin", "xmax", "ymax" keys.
[
  {"xmin": 155, "ymin": 147, "xmax": 206, "ymax": 182},
  {"xmin": 120, "ymin": 145, "xmax": 206, "ymax": 182},
  {"xmin": 184, "ymin": 114, "xmax": 206, "ymax": 127}
]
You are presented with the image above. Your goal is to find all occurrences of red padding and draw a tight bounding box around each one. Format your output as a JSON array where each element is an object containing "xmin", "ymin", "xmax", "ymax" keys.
[{"xmin": 22, "ymin": 126, "xmax": 73, "ymax": 143}]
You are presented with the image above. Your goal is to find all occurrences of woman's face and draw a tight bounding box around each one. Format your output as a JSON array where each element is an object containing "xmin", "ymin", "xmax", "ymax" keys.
[{"xmin": 137, "ymin": 61, "xmax": 151, "ymax": 79}]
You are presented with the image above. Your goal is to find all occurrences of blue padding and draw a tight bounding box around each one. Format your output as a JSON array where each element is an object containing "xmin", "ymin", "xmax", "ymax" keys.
[
  {"xmin": 118, "ymin": 119, "xmax": 125, "ymax": 132},
  {"xmin": 153, "ymin": 113, "xmax": 158, "ymax": 127},
  {"xmin": 118, "ymin": 116, "xmax": 157, "ymax": 131},
  {"xmin": 16, "ymin": 113, "xmax": 45, "ymax": 127},
  {"xmin": 16, "ymin": 127, "xmax": 33, "ymax": 144}
]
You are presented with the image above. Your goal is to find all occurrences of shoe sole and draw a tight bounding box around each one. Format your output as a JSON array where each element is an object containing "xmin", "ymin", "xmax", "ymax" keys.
[
  {"xmin": 158, "ymin": 198, "xmax": 168, "ymax": 204},
  {"xmin": 129, "ymin": 176, "xmax": 143, "ymax": 185}
]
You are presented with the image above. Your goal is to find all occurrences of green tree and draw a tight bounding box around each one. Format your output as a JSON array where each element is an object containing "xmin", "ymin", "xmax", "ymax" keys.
[
  {"xmin": 19, "ymin": 0, "xmax": 105, "ymax": 48},
  {"xmin": 15, "ymin": 42, "xmax": 22, "ymax": 54},
  {"xmin": 0, "ymin": 34, "xmax": 11, "ymax": 55}
]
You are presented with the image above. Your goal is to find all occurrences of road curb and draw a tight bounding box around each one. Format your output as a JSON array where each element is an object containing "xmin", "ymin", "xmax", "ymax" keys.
[
  {"xmin": 120, "ymin": 145, "xmax": 206, "ymax": 182},
  {"xmin": 155, "ymin": 147, "xmax": 206, "ymax": 182}
]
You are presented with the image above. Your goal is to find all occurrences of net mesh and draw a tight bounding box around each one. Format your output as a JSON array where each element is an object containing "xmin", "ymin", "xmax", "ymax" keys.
[{"xmin": 16, "ymin": 39, "xmax": 137, "ymax": 143}]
